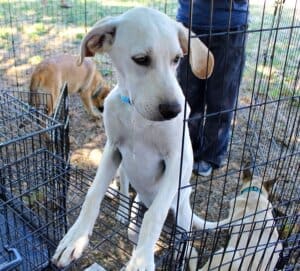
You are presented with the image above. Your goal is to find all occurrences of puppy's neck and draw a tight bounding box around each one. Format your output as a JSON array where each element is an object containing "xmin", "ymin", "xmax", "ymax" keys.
[
  {"xmin": 120, "ymin": 94, "xmax": 132, "ymax": 105},
  {"xmin": 240, "ymin": 181, "xmax": 269, "ymax": 198},
  {"xmin": 116, "ymin": 79, "xmax": 132, "ymax": 105},
  {"xmin": 240, "ymin": 186, "xmax": 262, "ymax": 195}
]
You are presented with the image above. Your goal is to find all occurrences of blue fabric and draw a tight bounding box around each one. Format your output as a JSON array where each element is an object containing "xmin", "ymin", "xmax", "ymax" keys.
[
  {"xmin": 177, "ymin": 0, "xmax": 249, "ymax": 30},
  {"xmin": 177, "ymin": 28, "xmax": 247, "ymax": 167}
]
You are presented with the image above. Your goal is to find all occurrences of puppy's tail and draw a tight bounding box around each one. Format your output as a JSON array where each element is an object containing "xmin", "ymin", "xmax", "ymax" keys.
[{"xmin": 192, "ymin": 214, "xmax": 222, "ymax": 230}]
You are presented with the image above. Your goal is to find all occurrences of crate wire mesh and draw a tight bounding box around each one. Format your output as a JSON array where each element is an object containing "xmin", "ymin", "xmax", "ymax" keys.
[
  {"xmin": 0, "ymin": 150, "xmax": 68, "ymax": 271},
  {"xmin": 41, "ymin": 169, "xmax": 189, "ymax": 271},
  {"xmin": 173, "ymin": 0, "xmax": 300, "ymax": 270},
  {"xmin": 1, "ymin": 160, "xmax": 189, "ymax": 271},
  {"xmin": 0, "ymin": 89, "xmax": 70, "ymax": 271},
  {"xmin": 2, "ymin": 86, "xmax": 70, "ymax": 162},
  {"xmin": 0, "ymin": 92, "xmax": 65, "ymax": 165},
  {"xmin": 0, "ymin": 0, "xmax": 299, "ymax": 270}
]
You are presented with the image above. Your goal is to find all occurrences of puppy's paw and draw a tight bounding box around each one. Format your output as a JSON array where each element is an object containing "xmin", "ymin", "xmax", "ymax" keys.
[
  {"xmin": 125, "ymin": 248, "xmax": 154, "ymax": 271},
  {"xmin": 52, "ymin": 223, "xmax": 90, "ymax": 268},
  {"xmin": 91, "ymin": 107, "xmax": 103, "ymax": 119},
  {"xmin": 106, "ymin": 180, "xmax": 119, "ymax": 199}
]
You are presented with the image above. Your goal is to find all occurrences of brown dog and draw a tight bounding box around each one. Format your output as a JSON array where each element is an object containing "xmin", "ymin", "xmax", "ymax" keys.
[{"xmin": 29, "ymin": 54, "xmax": 110, "ymax": 117}]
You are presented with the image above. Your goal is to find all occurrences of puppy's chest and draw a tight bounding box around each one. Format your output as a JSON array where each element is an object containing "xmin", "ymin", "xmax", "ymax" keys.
[
  {"xmin": 117, "ymin": 124, "xmax": 167, "ymax": 159},
  {"xmin": 111, "ymin": 120, "xmax": 169, "ymax": 190},
  {"xmin": 106, "ymin": 110, "xmax": 174, "ymax": 156}
]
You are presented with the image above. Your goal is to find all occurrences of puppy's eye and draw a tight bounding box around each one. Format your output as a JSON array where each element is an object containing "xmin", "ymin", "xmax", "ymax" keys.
[
  {"xmin": 172, "ymin": 55, "xmax": 181, "ymax": 64},
  {"xmin": 132, "ymin": 55, "xmax": 151, "ymax": 66}
]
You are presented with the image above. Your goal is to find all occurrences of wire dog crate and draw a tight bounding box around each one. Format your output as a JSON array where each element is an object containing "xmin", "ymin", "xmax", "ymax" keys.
[
  {"xmin": 0, "ymin": 150, "xmax": 68, "ymax": 271},
  {"xmin": 1, "ymin": 158, "xmax": 187, "ymax": 271},
  {"xmin": 0, "ymin": 89, "xmax": 70, "ymax": 271},
  {"xmin": 0, "ymin": 91, "xmax": 68, "ymax": 165},
  {"xmin": 172, "ymin": 0, "xmax": 300, "ymax": 270},
  {"xmin": 0, "ymin": 0, "xmax": 299, "ymax": 270}
]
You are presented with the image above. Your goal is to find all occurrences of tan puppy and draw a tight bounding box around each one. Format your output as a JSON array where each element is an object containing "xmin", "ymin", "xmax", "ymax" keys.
[
  {"xmin": 198, "ymin": 171, "xmax": 282, "ymax": 271},
  {"xmin": 29, "ymin": 54, "xmax": 110, "ymax": 117}
]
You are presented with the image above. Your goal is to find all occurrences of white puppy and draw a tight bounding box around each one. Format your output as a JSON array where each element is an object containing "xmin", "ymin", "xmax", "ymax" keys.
[
  {"xmin": 198, "ymin": 175, "xmax": 282, "ymax": 271},
  {"xmin": 52, "ymin": 7, "xmax": 214, "ymax": 270}
]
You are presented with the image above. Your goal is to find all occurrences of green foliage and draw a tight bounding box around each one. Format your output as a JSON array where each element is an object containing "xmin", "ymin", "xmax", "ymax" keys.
[
  {"xmin": 76, "ymin": 32, "xmax": 84, "ymax": 40},
  {"xmin": 28, "ymin": 55, "xmax": 43, "ymax": 65},
  {"xmin": 0, "ymin": 0, "xmax": 298, "ymax": 99}
]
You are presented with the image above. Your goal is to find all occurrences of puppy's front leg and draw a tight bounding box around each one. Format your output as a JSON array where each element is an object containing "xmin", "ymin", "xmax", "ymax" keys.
[
  {"xmin": 116, "ymin": 167, "xmax": 130, "ymax": 223},
  {"xmin": 126, "ymin": 157, "xmax": 180, "ymax": 271},
  {"xmin": 52, "ymin": 142, "xmax": 121, "ymax": 268}
]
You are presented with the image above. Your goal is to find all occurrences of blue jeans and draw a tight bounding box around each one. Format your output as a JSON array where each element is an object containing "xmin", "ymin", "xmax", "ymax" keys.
[{"xmin": 177, "ymin": 27, "xmax": 247, "ymax": 168}]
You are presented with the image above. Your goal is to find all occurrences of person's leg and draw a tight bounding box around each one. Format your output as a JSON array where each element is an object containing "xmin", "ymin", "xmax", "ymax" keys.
[
  {"xmin": 200, "ymin": 29, "xmax": 247, "ymax": 168},
  {"xmin": 177, "ymin": 54, "xmax": 206, "ymax": 163}
]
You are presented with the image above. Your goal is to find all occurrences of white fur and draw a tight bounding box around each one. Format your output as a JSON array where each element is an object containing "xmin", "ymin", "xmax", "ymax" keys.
[{"xmin": 52, "ymin": 7, "xmax": 214, "ymax": 270}]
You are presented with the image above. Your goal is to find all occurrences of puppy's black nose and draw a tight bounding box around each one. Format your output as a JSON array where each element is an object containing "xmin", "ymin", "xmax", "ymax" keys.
[{"xmin": 158, "ymin": 102, "xmax": 181, "ymax": 120}]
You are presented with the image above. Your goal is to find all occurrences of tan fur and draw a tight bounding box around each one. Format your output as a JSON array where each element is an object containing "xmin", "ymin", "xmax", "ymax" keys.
[
  {"xmin": 197, "ymin": 175, "xmax": 282, "ymax": 271},
  {"xmin": 29, "ymin": 54, "xmax": 110, "ymax": 117}
]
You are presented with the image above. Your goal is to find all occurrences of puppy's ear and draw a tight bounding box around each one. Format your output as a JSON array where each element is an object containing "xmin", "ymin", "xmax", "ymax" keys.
[
  {"xmin": 92, "ymin": 85, "xmax": 103, "ymax": 99},
  {"xmin": 177, "ymin": 23, "xmax": 214, "ymax": 79},
  {"xmin": 78, "ymin": 17, "xmax": 118, "ymax": 65},
  {"xmin": 242, "ymin": 167, "xmax": 253, "ymax": 182},
  {"xmin": 101, "ymin": 85, "xmax": 111, "ymax": 99},
  {"xmin": 263, "ymin": 178, "xmax": 277, "ymax": 193}
]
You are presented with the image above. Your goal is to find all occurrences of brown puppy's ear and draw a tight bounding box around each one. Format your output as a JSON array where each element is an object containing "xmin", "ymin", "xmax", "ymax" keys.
[
  {"xmin": 263, "ymin": 178, "xmax": 277, "ymax": 193},
  {"xmin": 177, "ymin": 23, "xmax": 214, "ymax": 79},
  {"xmin": 92, "ymin": 85, "xmax": 103, "ymax": 99},
  {"xmin": 78, "ymin": 17, "xmax": 118, "ymax": 66},
  {"xmin": 100, "ymin": 85, "xmax": 111, "ymax": 99},
  {"xmin": 242, "ymin": 166, "xmax": 253, "ymax": 182}
]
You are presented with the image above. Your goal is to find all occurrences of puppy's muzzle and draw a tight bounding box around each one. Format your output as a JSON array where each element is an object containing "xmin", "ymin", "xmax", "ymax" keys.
[{"xmin": 158, "ymin": 102, "xmax": 181, "ymax": 120}]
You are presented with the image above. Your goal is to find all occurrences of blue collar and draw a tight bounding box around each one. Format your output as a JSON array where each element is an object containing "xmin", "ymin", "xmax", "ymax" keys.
[
  {"xmin": 241, "ymin": 186, "xmax": 262, "ymax": 195},
  {"xmin": 120, "ymin": 94, "xmax": 132, "ymax": 105}
]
